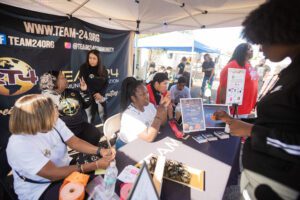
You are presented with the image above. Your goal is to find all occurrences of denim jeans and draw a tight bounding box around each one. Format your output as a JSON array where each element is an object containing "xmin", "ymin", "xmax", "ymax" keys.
[{"xmin": 201, "ymin": 75, "xmax": 214, "ymax": 95}]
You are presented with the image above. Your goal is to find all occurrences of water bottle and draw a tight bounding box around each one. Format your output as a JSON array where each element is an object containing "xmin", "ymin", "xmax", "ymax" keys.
[{"xmin": 104, "ymin": 160, "xmax": 118, "ymax": 199}]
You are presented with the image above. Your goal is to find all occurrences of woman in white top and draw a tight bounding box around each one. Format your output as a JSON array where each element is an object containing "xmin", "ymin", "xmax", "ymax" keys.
[
  {"xmin": 6, "ymin": 94, "xmax": 115, "ymax": 200},
  {"xmin": 116, "ymin": 77, "xmax": 170, "ymax": 149}
]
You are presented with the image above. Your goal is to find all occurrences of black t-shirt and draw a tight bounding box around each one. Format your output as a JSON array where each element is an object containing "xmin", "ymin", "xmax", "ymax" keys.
[
  {"xmin": 58, "ymin": 89, "xmax": 91, "ymax": 132},
  {"xmin": 202, "ymin": 61, "xmax": 215, "ymax": 77},
  {"xmin": 178, "ymin": 62, "xmax": 185, "ymax": 74},
  {"xmin": 79, "ymin": 64, "xmax": 108, "ymax": 95}
]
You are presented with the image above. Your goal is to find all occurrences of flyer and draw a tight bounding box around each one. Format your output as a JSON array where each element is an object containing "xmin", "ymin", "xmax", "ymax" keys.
[
  {"xmin": 203, "ymin": 104, "xmax": 230, "ymax": 128},
  {"xmin": 226, "ymin": 68, "xmax": 246, "ymax": 105}
]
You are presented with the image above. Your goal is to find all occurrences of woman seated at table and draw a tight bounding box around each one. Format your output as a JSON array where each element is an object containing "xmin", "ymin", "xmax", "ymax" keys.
[
  {"xmin": 39, "ymin": 71, "xmax": 102, "ymax": 146},
  {"xmin": 116, "ymin": 77, "xmax": 170, "ymax": 149},
  {"xmin": 6, "ymin": 94, "xmax": 115, "ymax": 200}
]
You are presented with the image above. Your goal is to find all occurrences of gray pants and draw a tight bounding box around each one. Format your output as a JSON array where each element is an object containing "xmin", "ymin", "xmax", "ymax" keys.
[{"xmin": 240, "ymin": 169, "xmax": 299, "ymax": 200}]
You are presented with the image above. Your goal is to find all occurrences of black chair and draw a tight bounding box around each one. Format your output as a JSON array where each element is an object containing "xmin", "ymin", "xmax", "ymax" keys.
[
  {"xmin": 0, "ymin": 146, "xmax": 17, "ymax": 200},
  {"xmin": 0, "ymin": 174, "xmax": 17, "ymax": 200}
]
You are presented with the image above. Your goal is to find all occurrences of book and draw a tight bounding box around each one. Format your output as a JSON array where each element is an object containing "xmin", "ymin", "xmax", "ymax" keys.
[
  {"xmin": 201, "ymin": 133, "xmax": 218, "ymax": 141},
  {"xmin": 192, "ymin": 135, "xmax": 208, "ymax": 144},
  {"xmin": 213, "ymin": 131, "xmax": 230, "ymax": 139}
]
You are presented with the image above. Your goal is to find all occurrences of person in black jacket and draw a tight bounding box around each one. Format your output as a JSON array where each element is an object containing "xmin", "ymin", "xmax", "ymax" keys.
[
  {"xmin": 79, "ymin": 49, "xmax": 109, "ymax": 123},
  {"xmin": 213, "ymin": 0, "xmax": 300, "ymax": 199},
  {"xmin": 39, "ymin": 71, "xmax": 103, "ymax": 146}
]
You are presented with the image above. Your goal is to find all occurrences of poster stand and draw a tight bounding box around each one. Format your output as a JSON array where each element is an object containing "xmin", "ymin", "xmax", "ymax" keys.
[
  {"xmin": 232, "ymin": 103, "xmax": 239, "ymax": 119},
  {"xmin": 225, "ymin": 68, "xmax": 246, "ymax": 120}
]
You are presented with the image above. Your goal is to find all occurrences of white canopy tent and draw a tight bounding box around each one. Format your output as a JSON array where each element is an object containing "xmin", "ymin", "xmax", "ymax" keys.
[
  {"xmin": 137, "ymin": 32, "xmax": 220, "ymax": 53},
  {"xmin": 0, "ymin": 0, "xmax": 265, "ymax": 33},
  {"xmin": 0, "ymin": 0, "xmax": 265, "ymax": 78}
]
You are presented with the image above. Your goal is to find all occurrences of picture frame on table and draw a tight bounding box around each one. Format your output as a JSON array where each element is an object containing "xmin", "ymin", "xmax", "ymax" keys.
[
  {"xmin": 203, "ymin": 104, "xmax": 230, "ymax": 129},
  {"xmin": 180, "ymin": 98, "xmax": 206, "ymax": 133}
]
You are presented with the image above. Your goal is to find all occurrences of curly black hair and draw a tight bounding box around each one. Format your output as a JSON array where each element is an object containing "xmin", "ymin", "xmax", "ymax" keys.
[{"xmin": 242, "ymin": 0, "xmax": 300, "ymax": 45}]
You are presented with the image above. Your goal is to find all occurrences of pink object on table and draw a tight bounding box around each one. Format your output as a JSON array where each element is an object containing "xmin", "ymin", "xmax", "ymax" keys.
[{"xmin": 120, "ymin": 183, "xmax": 133, "ymax": 200}]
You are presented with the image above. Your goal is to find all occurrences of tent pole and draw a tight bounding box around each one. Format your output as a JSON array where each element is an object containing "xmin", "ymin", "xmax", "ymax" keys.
[
  {"xmin": 133, "ymin": 34, "xmax": 139, "ymax": 78},
  {"xmin": 68, "ymin": 0, "xmax": 90, "ymax": 16},
  {"xmin": 189, "ymin": 43, "xmax": 194, "ymax": 89}
]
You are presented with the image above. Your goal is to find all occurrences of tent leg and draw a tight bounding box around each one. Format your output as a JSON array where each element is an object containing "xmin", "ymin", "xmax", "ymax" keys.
[{"xmin": 133, "ymin": 34, "xmax": 139, "ymax": 78}]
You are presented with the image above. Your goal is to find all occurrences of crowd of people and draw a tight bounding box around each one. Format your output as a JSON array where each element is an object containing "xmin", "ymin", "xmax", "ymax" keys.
[{"xmin": 2, "ymin": 0, "xmax": 300, "ymax": 199}]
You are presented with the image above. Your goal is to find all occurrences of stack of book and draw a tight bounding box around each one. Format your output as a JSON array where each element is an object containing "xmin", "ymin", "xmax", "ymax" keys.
[{"xmin": 192, "ymin": 131, "xmax": 229, "ymax": 144}]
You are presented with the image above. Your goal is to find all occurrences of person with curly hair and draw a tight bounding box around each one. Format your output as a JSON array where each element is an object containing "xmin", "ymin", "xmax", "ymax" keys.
[
  {"xmin": 213, "ymin": 0, "xmax": 300, "ymax": 199},
  {"xmin": 40, "ymin": 71, "xmax": 103, "ymax": 146}
]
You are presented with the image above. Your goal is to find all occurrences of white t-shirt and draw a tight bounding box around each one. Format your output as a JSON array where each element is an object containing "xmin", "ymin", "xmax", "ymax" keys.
[
  {"xmin": 6, "ymin": 118, "xmax": 74, "ymax": 200},
  {"xmin": 119, "ymin": 103, "xmax": 157, "ymax": 143}
]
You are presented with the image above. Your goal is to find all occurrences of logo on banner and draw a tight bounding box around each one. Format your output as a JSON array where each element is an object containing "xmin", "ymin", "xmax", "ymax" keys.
[
  {"xmin": 0, "ymin": 33, "xmax": 7, "ymax": 45},
  {"xmin": 0, "ymin": 57, "xmax": 38, "ymax": 96}
]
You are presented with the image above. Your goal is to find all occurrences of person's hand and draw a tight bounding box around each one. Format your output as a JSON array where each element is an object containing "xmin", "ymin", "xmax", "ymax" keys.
[
  {"xmin": 160, "ymin": 92, "xmax": 171, "ymax": 108},
  {"xmin": 156, "ymin": 104, "xmax": 167, "ymax": 120},
  {"xmin": 212, "ymin": 110, "xmax": 253, "ymax": 137},
  {"xmin": 93, "ymin": 93, "xmax": 104, "ymax": 102},
  {"xmin": 100, "ymin": 148, "xmax": 116, "ymax": 162},
  {"xmin": 212, "ymin": 110, "xmax": 232, "ymax": 123},
  {"xmin": 226, "ymin": 120, "xmax": 253, "ymax": 137},
  {"xmin": 79, "ymin": 77, "xmax": 87, "ymax": 91},
  {"xmin": 96, "ymin": 158, "xmax": 110, "ymax": 169}
]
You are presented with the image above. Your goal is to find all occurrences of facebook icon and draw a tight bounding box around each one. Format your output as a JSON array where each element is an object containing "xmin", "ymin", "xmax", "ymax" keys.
[{"xmin": 0, "ymin": 33, "xmax": 7, "ymax": 45}]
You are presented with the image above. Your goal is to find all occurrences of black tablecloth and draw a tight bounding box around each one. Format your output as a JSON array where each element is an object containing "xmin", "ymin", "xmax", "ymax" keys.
[{"xmin": 116, "ymin": 124, "xmax": 241, "ymax": 200}]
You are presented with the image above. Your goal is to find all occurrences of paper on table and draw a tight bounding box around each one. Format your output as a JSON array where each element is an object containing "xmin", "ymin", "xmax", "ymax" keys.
[
  {"xmin": 225, "ymin": 124, "xmax": 230, "ymax": 133},
  {"xmin": 117, "ymin": 165, "xmax": 140, "ymax": 183},
  {"xmin": 153, "ymin": 156, "xmax": 165, "ymax": 196},
  {"xmin": 94, "ymin": 168, "xmax": 106, "ymax": 175}
]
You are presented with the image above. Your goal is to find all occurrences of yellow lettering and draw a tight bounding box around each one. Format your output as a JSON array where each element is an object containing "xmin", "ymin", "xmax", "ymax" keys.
[
  {"xmin": 0, "ymin": 107, "xmax": 13, "ymax": 116},
  {"xmin": 62, "ymin": 70, "xmax": 73, "ymax": 83}
]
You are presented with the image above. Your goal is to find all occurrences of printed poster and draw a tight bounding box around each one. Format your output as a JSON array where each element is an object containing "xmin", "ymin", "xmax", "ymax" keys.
[
  {"xmin": 226, "ymin": 68, "xmax": 246, "ymax": 105},
  {"xmin": 180, "ymin": 98, "xmax": 206, "ymax": 133}
]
